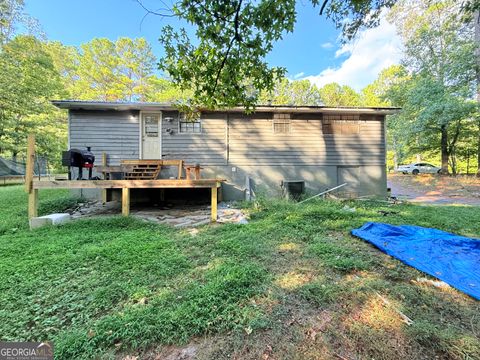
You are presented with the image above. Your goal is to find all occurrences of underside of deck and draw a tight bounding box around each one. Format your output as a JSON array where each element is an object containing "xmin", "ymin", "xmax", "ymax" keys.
[{"xmin": 29, "ymin": 179, "xmax": 223, "ymax": 221}]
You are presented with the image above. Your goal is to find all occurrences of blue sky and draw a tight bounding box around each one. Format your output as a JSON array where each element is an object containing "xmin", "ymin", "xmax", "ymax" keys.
[{"xmin": 25, "ymin": 0, "xmax": 402, "ymax": 90}]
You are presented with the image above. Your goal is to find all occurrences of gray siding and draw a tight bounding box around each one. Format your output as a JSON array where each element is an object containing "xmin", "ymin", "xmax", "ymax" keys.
[
  {"xmin": 228, "ymin": 113, "xmax": 385, "ymax": 166},
  {"xmin": 68, "ymin": 108, "xmax": 387, "ymax": 199},
  {"xmin": 69, "ymin": 110, "xmax": 140, "ymax": 165},
  {"xmin": 160, "ymin": 111, "xmax": 385, "ymax": 167},
  {"xmin": 161, "ymin": 111, "xmax": 226, "ymax": 165}
]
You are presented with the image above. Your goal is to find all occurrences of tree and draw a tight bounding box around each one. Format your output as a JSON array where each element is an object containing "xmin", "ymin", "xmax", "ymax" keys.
[
  {"xmin": 145, "ymin": 77, "xmax": 192, "ymax": 103},
  {"xmin": 116, "ymin": 37, "xmax": 156, "ymax": 101},
  {"xmin": 0, "ymin": 0, "xmax": 42, "ymax": 45},
  {"xmin": 318, "ymin": 83, "xmax": 360, "ymax": 106},
  {"xmin": 0, "ymin": 35, "xmax": 65, "ymax": 161},
  {"xmin": 360, "ymin": 65, "xmax": 405, "ymax": 107},
  {"xmin": 388, "ymin": 0, "xmax": 478, "ymax": 174},
  {"xmin": 74, "ymin": 38, "xmax": 123, "ymax": 101},
  {"xmin": 69, "ymin": 37, "xmax": 160, "ymax": 102},
  {"xmin": 138, "ymin": 0, "xmax": 480, "ymax": 109},
  {"xmin": 258, "ymin": 78, "xmax": 322, "ymax": 105}
]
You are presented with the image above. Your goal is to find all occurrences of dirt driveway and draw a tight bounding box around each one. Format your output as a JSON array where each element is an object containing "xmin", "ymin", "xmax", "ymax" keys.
[{"xmin": 388, "ymin": 173, "xmax": 480, "ymax": 206}]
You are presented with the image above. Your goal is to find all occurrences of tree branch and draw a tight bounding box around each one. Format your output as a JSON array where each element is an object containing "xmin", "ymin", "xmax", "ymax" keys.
[
  {"xmin": 135, "ymin": 0, "xmax": 176, "ymax": 18},
  {"xmin": 211, "ymin": 0, "xmax": 243, "ymax": 95},
  {"xmin": 319, "ymin": 0, "xmax": 330, "ymax": 15}
]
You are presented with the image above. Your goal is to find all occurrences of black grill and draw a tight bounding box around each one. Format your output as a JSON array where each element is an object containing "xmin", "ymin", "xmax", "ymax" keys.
[{"xmin": 62, "ymin": 147, "xmax": 95, "ymax": 180}]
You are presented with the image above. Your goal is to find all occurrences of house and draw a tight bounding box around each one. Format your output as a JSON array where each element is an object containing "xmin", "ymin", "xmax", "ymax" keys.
[{"xmin": 52, "ymin": 100, "xmax": 399, "ymax": 201}]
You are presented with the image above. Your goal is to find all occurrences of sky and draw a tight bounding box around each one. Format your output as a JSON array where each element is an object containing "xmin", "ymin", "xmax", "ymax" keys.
[{"xmin": 25, "ymin": 0, "xmax": 403, "ymax": 90}]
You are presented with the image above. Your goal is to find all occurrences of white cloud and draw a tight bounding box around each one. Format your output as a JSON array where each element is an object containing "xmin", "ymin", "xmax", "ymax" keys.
[
  {"xmin": 303, "ymin": 17, "xmax": 402, "ymax": 90},
  {"xmin": 320, "ymin": 42, "xmax": 334, "ymax": 49},
  {"xmin": 293, "ymin": 71, "xmax": 305, "ymax": 79}
]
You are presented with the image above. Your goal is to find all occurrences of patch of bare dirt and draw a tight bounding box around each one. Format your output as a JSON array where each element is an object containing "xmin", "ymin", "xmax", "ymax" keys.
[
  {"xmin": 68, "ymin": 201, "xmax": 249, "ymax": 227},
  {"xmin": 388, "ymin": 174, "xmax": 480, "ymax": 205}
]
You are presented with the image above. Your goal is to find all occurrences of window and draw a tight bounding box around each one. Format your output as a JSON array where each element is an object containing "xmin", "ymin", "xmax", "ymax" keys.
[
  {"xmin": 273, "ymin": 113, "xmax": 291, "ymax": 134},
  {"xmin": 144, "ymin": 114, "xmax": 159, "ymax": 137},
  {"xmin": 178, "ymin": 114, "xmax": 202, "ymax": 133},
  {"xmin": 322, "ymin": 114, "xmax": 360, "ymax": 134}
]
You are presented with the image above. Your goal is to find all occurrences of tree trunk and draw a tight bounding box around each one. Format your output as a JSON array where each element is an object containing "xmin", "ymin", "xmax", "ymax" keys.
[
  {"xmin": 449, "ymin": 148, "xmax": 457, "ymax": 176},
  {"xmin": 466, "ymin": 150, "xmax": 470, "ymax": 175},
  {"xmin": 440, "ymin": 124, "xmax": 449, "ymax": 174},
  {"xmin": 477, "ymin": 119, "xmax": 480, "ymax": 177},
  {"xmin": 475, "ymin": 11, "xmax": 480, "ymax": 176},
  {"xmin": 392, "ymin": 138, "xmax": 399, "ymax": 169}
]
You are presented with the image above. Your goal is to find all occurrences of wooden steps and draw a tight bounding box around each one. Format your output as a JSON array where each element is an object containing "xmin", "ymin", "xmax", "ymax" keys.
[{"xmin": 121, "ymin": 161, "xmax": 162, "ymax": 180}]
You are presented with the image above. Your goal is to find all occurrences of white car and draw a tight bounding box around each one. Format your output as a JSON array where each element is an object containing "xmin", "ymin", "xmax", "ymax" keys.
[{"xmin": 396, "ymin": 163, "xmax": 441, "ymax": 175}]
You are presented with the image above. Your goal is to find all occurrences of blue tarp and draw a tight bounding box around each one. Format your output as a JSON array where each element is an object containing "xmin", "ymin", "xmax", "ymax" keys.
[{"xmin": 351, "ymin": 222, "xmax": 480, "ymax": 300}]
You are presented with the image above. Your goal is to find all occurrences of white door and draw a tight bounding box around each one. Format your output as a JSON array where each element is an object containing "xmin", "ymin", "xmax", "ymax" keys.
[{"xmin": 141, "ymin": 113, "xmax": 161, "ymax": 159}]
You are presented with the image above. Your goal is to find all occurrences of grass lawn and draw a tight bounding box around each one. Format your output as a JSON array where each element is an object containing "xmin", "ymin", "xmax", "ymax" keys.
[{"xmin": 0, "ymin": 185, "xmax": 479, "ymax": 359}]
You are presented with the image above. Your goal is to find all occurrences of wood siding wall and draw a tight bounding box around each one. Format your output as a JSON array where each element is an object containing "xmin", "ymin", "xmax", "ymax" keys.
[
  {"xmin": 69, "ymin": 110, "xmax": 140, "ymax": 165},
  {"xmin": 69, "ymin": 110, "xmax": 385, "ymax": 167},
  {"xmin": 162, "ymin": 111, "xmax": 385, "ymax": 166},
  {"xmin": 162, "ymin": 111, "xmax": 227, "ymax": 165}
]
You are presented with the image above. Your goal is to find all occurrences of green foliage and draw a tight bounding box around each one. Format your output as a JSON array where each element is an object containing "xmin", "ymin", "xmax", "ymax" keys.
[
  {"xmin": 159, "ymin": 0, "xmax": 297, "ymax": 110},
  {"xmin": 319, "ymin": 82, "xmax": 361, "ymax": 106},
  {"xmin": 153, "ymin": 0, "xmax": 416, "ymax": 109},
  {"xmin": 258, "ymin": 78, "xmax": 323, "ymax": 105},
  {"xmin": 357, "ymin": 1, "xmax": 480, "ymax": 174},
  {"xmin": 0, "ymin": 35, "xmax": 66, "ymax": 161},
  {"xmin": 0, "ymin": 0, "xmax": 41, "ymax": 46}
]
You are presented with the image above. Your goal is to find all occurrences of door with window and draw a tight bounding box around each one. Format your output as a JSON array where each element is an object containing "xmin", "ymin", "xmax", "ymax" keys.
[{"xmin": 141, "ymin": 113, "xmax": 161, "ymax": 159}]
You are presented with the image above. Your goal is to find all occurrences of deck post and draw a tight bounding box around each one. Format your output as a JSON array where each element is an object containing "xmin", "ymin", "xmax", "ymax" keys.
[
  {"xmin": 178, "ymin": 160, "xmax": 183, "ymax": 179},
  {"xmin": 122, "ymin": 188, "xmax": 130, "ymax": 216},
  {"xmin": 211, "ymin": 186, "xmax": 217, "ymax": 222},
  {"xmin": 28, "ymin": 189, "xmax": 38, "ymax": 218},
  {"xmin": 101, "ymin": 152, "xmax": 108, "ymax": 203},
  {"xmin": 25, "ymin": 134, "xmax": 38, "ymax": 219}
]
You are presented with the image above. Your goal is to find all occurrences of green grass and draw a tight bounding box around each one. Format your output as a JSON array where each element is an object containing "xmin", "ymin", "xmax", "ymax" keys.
[{"xmin": 0, "ymin": 185, "xmax": 479, "ymax": 359}]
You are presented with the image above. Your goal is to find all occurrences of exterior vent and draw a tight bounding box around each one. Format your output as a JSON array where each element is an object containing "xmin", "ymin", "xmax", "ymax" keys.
[{"xmin": 282, "ymin": 180, "xmax": 305, "ymax": 200}]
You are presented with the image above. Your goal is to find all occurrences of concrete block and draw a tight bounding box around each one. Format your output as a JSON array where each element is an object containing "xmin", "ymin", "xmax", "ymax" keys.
[{"xmin": 29, "ymin": 213, "xmax": 71, "ymax": 229}]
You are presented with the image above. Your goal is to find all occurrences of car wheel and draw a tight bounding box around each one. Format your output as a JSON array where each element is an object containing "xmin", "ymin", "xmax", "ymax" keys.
[{"xmin": 412, "ymin": 169, "xmax": 419, "ymax": 175}]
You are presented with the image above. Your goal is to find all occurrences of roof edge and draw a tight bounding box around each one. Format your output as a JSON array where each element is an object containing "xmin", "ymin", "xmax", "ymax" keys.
[{"xmin": 51, "ymin": 100, "xmax": 401, "ymax": 115}]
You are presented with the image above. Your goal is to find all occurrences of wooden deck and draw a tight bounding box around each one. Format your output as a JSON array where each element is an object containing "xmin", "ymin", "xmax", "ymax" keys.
[
  {"xmin": 25, "ymin": 135, "xmax": 223, "ymax": 222},
  {"xmin": 30, "ymin": 179, "xmax": 222, "ymax": 220}
]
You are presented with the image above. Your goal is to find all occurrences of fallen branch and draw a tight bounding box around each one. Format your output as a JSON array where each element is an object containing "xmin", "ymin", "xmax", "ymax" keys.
[
  {"xmin": 376, "ymin": 292, "xmax": 413, "ymax": 325},
  {"xmin": 297, "ymin": 183, "xmax": 347, "ymax": 204}
]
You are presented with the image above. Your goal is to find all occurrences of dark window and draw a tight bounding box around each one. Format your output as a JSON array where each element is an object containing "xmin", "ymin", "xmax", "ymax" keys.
[
  {"xmin": 273, "ymin": 119, "xmax": 291, "ymax": 134},
  {"xmin": 322, "ymin": 114, "xmax": 360, "ymax": 134},
  {"xmin": 179, "ymin": 120, "xmax": 202, "ymax": 133}
]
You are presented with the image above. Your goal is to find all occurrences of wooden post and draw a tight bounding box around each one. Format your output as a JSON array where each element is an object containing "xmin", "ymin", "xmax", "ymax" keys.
[
  {"xmin": 178, "ymin": 160, "xmax": 183, "ymax": 179},
  {"xmin": 28, "ymin": 189, "xmax": 38, "ymax": 218},
  {"xmin": 211, "ymin": 186, "xmax": 217, "ymax": 222},
  {"xmin": 194, "ymin": 164, "xmax": 201, "ymax": 180},
  {"xmin": 25, "ymin": 134, "xmax": 38, "ymax": 219},
  {"xmin": 25, "ymin": 134, "xmax": 35, "ymax": 193},
  {"xmin": 101, "ymin": 152, "xmax": 108, "ymax": 203},
  {"xmin": 122, "ymin": 188, "xmax": 130, "ymax": 216}
]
